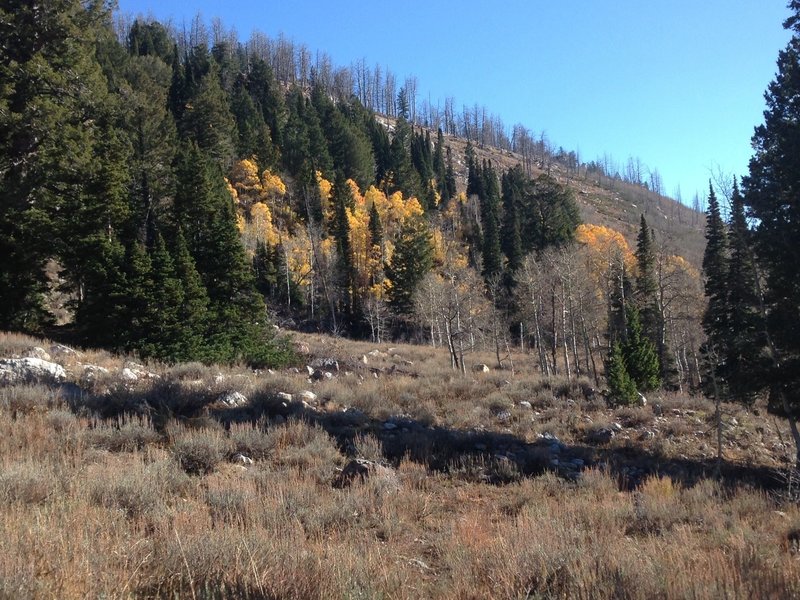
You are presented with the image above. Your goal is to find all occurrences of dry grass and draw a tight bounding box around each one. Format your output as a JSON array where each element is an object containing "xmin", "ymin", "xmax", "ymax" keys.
[{"xmin": 1, "ymin": 330, "xmax": 799, "ymax": 598}]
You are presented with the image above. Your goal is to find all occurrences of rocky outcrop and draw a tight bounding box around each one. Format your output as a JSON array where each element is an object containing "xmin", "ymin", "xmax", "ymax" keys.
[{"xmin": 0, "ymin": 358, "xmax": 66, "ymax": 386}]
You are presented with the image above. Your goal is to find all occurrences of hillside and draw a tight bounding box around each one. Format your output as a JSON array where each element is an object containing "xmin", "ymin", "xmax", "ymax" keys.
[{"xmin": 0, "ymin": 331, "xmax": 798, "ymax": 598}]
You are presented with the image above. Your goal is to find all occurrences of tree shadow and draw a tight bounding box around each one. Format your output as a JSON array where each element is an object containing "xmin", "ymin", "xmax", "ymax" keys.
[{"xmin": 68, "ymin": 379, "xmax": 791, "ymax": 493}]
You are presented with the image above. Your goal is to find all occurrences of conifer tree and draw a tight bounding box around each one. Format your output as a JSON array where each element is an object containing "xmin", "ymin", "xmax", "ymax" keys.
[
  {"xmin": 606, "ymin": 342, "xmax": 638, "ymax": 406},
  {"xmin": 701, "ymin": 182, "xmax": 729, "ymax": 361},
  {"xmin": 500, "ymin": 167, "xmax": 524, "ymax": 275},
  {"xmin": 622, "ymin": 306, "xmax": 661, "ymax": 392},
  {"xmin": 479, "ymin": 161, "xmax": 503, "ymax": 281},
  {"xmin": 386, "ymin": 215, "xmax": 434, "ymax": 315}
]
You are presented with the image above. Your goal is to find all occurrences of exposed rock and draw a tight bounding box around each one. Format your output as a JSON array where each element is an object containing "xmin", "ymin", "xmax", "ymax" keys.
[
  {"xmin": 360, "ymin": 354, "xmax": 369, "ymax": 364},
  {"xmin": 637, "ymin": 393, "xmax": 648, "ymax": 407},
  {"xmin": 232, "ymin": 453, "xmax": 254, "ymax": 465},
  {"xmin": 310, "ymin": 358, "xmax": 339, "ymax": 372},
  {"xmin": 367, "ymin": 349, "xmax": 386, "ymax": 358},
  {"xmin": 81, "ymin": 364, "xmax": 109, "ymax": 383},
  {"xmin": 49, "ymin": 343, "xmax": 77, "ymax": 357},
  {"xmin": 276, "ymin": 392, "xmax": 293, "ymax": 402},
  {"xmin": 333, "ymin": 459, "xmax": 399, "ymax": 490},
  {"xmin": 0, "ymin": 358, "xmax": 66, "ymax": 385},
  {"xmin": 295, "ymin": 343, "xmax": 310, "ymax": 355},
  {"xmin": 306, "ymin": 365, "xmax": 315, "ymax": 377},
  {"xmin": 120, "ymin": 368, "xmax": 138, "ymax": 382},
  {"xmin": 518, "ymin": 400, "xmax": 532, "ymax": 409},
  {"xmin": 311, "ymin": 369, "xmax": 333, "ymax": 381},
  {"xmin": 218, "ymin": 391, "xmax": 248, "ymax": 408},
  {"xmin": 26, "ymin": 347, "xmax": 52, "ymax": 361},
  {"xmin": 473, "ymin": 364, "xmax": 490, "ymax": 373},
  {"xmin": 297, "ymin": 390, "xmax": 317, "ymax": 404},
  {"xmin": 587, "ymin": 427, "xmax": 616, "ymax": 445},
  {"xmin": 495, "ymin": 410, "xmax": 512, "ymax": 422}
]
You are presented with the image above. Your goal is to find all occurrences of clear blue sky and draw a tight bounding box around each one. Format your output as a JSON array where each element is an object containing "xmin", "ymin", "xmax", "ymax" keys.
[{"xmin": 117, "ymin": 0, "xmax": 792, "ymax": 205}]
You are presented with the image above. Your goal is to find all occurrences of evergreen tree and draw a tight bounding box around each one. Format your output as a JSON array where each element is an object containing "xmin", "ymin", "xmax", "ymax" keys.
[
  {"xmin": 634, "ymin": 214, "xmax": 662, "ymax": 367},
  {"xmin": 388, "ymin": 118, "xmax": 420, "ymax": 198},
  {"xmin": 386, "ymin": 215, "xmax": 434, "ymax": 315},
  {"xmin": 171, "ymin": 227, "xmax": 210, "ymax": 360},
  {"xmin": 331, "ymin": 172, "xmax": 356, "ymax": 320},
  {"xmin": 479, "ymin": 161, "xmax": 503, "ymax": 281},
  {"xmin": 741, "ymin": 2, "xmax": 800, "ymax": 464},
  {"xmin": 230, "ymin": 81, "xmax": 276, "ymax": 167},
  {"xmin": 622, "ymin": 306, "xmax": 661, "ymax": 392},
  {"xmin": 500, "ymin": 167, "xmax": 524, "ymax": 275},
  {"xmin": 701, "ymin": 182, "xmax": 729, "ymax": 360},
  {"xmin": 179, "ymin": 61, "xmax": 237, "ymax": 169},
  {"xmin": 725, "ymin": 179, "xmax": 765, "ymax": 403},
  {"xmin": 606, "ymin": 342, "xmax": 638, "ymax": 406}
]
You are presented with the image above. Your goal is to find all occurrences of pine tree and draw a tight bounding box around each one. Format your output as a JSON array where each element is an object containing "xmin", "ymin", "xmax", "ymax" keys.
[
  {"xmin": 724, "ymin": 179, "xmax": 764, "ymax": 403},
  {"xmin": 741, "ymin": 2, "xmax": 800, "ymax": 465},
  {"xmin": 634, "ymin": 214, "xmax": 662, "ymax": 368},
  {"xmin": 479, "ymin": 161, "xmax": 503, "ymax": 281},
  {"xmin": 386, "ymin": 215, "xmax": 434, "ymax": 315},
  {"xmin": 331, "ymin": 172, "xmax": 356, "ymax": 321},
  {"xmin": 622, "ymin": 306, "xmax": 661, "ymax": 392},
  {"xmin": 500, "ymin": 167, "xmax": 524, "ymax": 275},
  {"xmin": 606, "ymin": 342, "xmax": 639, "ymax": 406},
  {"xmin": 171, "ymin": 227, "xmax": 209, "ymax": 360},
  {"xmin": 701, "ymin": 182, "xmax": 729, "ymax": 365}
]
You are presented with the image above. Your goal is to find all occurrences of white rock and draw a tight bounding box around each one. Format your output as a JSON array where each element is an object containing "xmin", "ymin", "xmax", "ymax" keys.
[
  {"xmin": 472, "ymin": 364, "xmax": 490, "ymax": 373},
  {"xmin": 233, "ymin": 453, "xmax": 254, "ymax": 465},
  {"xmin": 519, "ymin": 401, "xmax": 532, "ymax": 409},
  {"xmin": 360, "ymin": 354, "xmax": 369, "ymax": 364},
  {"xmin": 276, "ymin": 392, "xmax": 293, "ymax": 402},
  {"xmin": 637, "ymin": 392, "xmax": 647, "ymax": 407},
  {"xmin": 297, "ymin": 390, "xmax": 317, "ymax": 404},
  {"xmin": 306, "ymin": 365, "xmax": 315, "ymax": 376},
  {"xmin": 218, "ymin": 391, "xmax": 248, "ymax": 408},
  {"xmin": 0, "ymin": 358, "xmax": 66, "ymax": 385},
  {"xmin": 26, "ymin": 347, "xmax": 51, "ymax": 361},
  {"xmin": 49, "ymin": 343, "xmax": 77, "ymax": 357},
  {"xmin": 120, "ymin": 368, "xmax": 138, "ymax": 382}
]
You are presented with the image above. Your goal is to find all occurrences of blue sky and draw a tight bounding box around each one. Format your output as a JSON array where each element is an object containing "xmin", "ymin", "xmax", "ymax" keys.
[{"xmin": 117, "ymin": 0, "xmax": 792, "ymax": 205}]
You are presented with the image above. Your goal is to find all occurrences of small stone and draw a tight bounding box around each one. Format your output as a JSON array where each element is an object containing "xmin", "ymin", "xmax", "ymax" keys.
[
  {"xmin": 472, "ymin": 363, "xmax": 490, "ymax": 373},
  {"xmin": 637, "ymin": 392, "xmax": 648, "ymax": 407},
  {"xmin": 360, "ymin": 355, "xmax": 369, "ymax": 364},
  {"xmin": 518, "ymin": 400, "xmax": 532, "ymax": 409},
  {"xmin": 297, "ymin": 390, "xmax": 317, "ymax": 404},
  {"xmin": 306, "ymin": 365, "xmax": 315, "ymax": 376},
  {"xmin": 612, "ymin": 422, "xmax": 623, "ymax": 431},
  {"xmin": 48, "ymin": 343, "xmax": 76, "ymax": 357},
  {"xmin": 233, "ymin": 453, "xmax": 254, "ymax": 465},
  {"xmin": 218, "ymin": 391, "xmax": 248, "ymax": 408},
  {"xmin": 496, "ymin": 410, "xmax": 511, "ymax": 421},
  {"xmin": 310, "ymin": 358, "xmax": 339, "ymax": 372},
  {"xmin": 120, "ymin": 367, "xmax": 138, "ymax": 382},
  {"xmin": 276, "ymin": 392, "xmax": 293, "ymax": 402}
]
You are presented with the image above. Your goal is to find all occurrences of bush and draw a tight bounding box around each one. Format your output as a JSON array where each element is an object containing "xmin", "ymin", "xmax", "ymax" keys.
[{"xmin": 171, "ymin": 428, "xmax": 231, "ymax": 475}]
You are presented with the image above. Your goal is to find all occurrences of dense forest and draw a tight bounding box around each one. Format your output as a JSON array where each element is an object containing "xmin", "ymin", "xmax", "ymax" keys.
[{"xmin": 1, "ymin": 1, "xmax": 799, "ymax": 458}]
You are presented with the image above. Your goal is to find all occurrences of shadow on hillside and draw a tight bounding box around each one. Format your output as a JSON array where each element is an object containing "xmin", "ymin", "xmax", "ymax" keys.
[{"xmin": 70, "ymin": 380, "xmax": 792, "ymax": 493}]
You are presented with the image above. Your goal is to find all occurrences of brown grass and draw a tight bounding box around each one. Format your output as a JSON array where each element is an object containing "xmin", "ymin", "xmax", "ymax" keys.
[{"xmin": 1, "ymin": 330, "xmax": 799, "ymax": 598}]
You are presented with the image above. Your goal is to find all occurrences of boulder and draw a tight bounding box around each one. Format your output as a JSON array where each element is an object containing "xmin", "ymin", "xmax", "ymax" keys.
[
  {"xmin": 0, "ymin": 358, "xmax": 66, "ymax": 385},
  {"xmin": 26, "ymin": 347, "xmax": 52, "ymax": 361},
  {"xmin": 473, "ymin": 364, "xmax": 490, "ymax": 373},
  {"xmin": 332, "ymin": 459, "xmax": 399, "ymax": 490},
  {"xmin": 518, "ymin": 400, "xmax": 532, "ymax": 409},
  {"xmin": 48, "ymin": 343, "xmax": 77, "ymax": 358},
  {"xmin": 276, "ymin": 392, "xmax": 293, "ymax": 402},
  {"xmin": 120, "ymin": 368, "xmax": 138, "ymax": 382},
  {"xmin": 587, "ymin": 427, "xmax": 615, "ymax": 445},
  {"xmin": 310, "ymin": 358, "xmax": 339, "ymax": 372},
  {"xmin": 81, "ymin": 364, "xmax": 109, "ymax": 383},
  {"xmin": 218, "ymin": 391, "xmax": 248, "ymax": 408},
  {"xmin": 297, "ymin": 390, "xmax": 317, "ymax": 404}
]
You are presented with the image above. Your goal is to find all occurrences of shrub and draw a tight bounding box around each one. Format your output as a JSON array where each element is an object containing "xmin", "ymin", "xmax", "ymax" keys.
[{"xmin": 171, "ymin": 428, "xmax": 231, "ymax": 475}]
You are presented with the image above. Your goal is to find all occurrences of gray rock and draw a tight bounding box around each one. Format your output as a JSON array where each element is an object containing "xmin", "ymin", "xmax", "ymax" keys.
[
  {"xmin": 276, "ymin": 392, "xmax": 293, "ymax": 402},
  {"xmin": 120, "ymin": 368, "xmax": 138, "ymax": 382},
  {"xmin": 297, "ymin": 390, "xmax": 317, "ymax": 404},
  {"xmin": 26, "ymin": 347, "xmax": 52, "ymax": 361},
  {"xmin": 612, "ymin": 422, "xmax": 623, "ymax": 431},
  {"xmin": 81, "ymin": 364, "xmax": 109, "ymax": 382},
  {"xmin": 588, "ymin": 427, "xmax": 615, "ymax": 444},
  {"xmin": 637, "ymin": 392, "xmax": 648, "ymax": 407},
  {"xmin": 219, "ymin": 391, "xmax": 248, "ymax": 408},
  {"xmin": 333, "ymin": 459, "xmax": 399, "ymax": 490},
  {"xmin": 48, "ymin": 343, "xmax": 77, "ymax": 357},
  {"xmin": 472, "ymin": 363, "xmax": 490, "ymax": 373},
  {"xmin": 0, "ymin": 357, "xmax": 66, "ymax": 385},
  {"xmin": 233, "ymin": 453, "xmax": 254, "ymax": 465},
  {"xmin": 306, "ymin": 365, "xmax": 315, "ymax": 376},
  {"xmin": 495, "ymin": 410, "xmax": 512, "ymax": 421},
  {"xmin": 518, "ymin": 400, "xmax": 532, "ymax": 409},
  {"xmin": 310, "ymin": 358, "xmax": 339, "ymax": 372}
]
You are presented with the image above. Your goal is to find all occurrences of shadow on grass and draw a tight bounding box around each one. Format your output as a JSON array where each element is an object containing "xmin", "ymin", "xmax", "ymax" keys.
[{"xmin": 64, "ymin": 378, "xmax": 792, "ymax": 493}]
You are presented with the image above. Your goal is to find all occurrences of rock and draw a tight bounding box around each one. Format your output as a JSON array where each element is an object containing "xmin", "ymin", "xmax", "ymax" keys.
[
  {"xmin": 48, "ymin": 343, "xmax": 77, "ymax": 357},
  {"xmin": 612, "ymin": 422, "xmax": 623, "ymax": 432},
  {"xmin": 233, "ymin": 453, "xmax": 254, "ymax": 465},
  {"xmin": 295, "ymin": 344, "xmax": 310, "ymax": 355},
  {"xmin": 81, "ymin": 364, "xmax": 109, "ymax": 382},
  {"xmin": 26, "ymin": 347, "xmax": 51, "ymax": 361},
  {"xmin": 297, "ymin": 390, "xmax": 317, "ymax": 404},
  {"xmin": 518, "ymin": 400, "xmax": 532, "ymax": 409},
  {"xmin": 310, "ymin": 358, "xmax": 339, "ymax": 372},
  {"xmin": 276, "ymin": 392, "xmax": 293, "ymax": 402},
  {"xmin": 641, "ymin": 430, "xmax": 656, "ymax": 440},
  {"xmin": 120, "ymin": 368, "xmax": 138, "ymax": 382},
  {"xmin": 311, "ymin": 369, "xmax": 333, "ymax": 381},
  {"xmin": 332, "ymin": 459, "xmax": 399, "ymax": 490},
  {"xmin": 472, "ymin": 363, "xmax": 490, "ymax": 373},
  {"xmin": 637, "ymin": 393, "xmax": 648, "ymax": 407},
  {"xmin": 214, "ymin": 373, "xmax": 226, "ymax": 384},
  {"xmin": 652, "ymin": 403, "xmax": 663, "ymax": 416},
  {"xmin": 218, "ymin": 391, "xmax": 248, "ymax": 408},
  {"xmin": 587, "ymin": 427, "xmax": 615, "ymax": 445},
  {"xmin": 306, "ymin": 365, "xmax": 315, "ymax": 376},
  {"xmin": 368, "ymin": 349, "xmax": 386, "ymax": 358},
  {"xmin": 0, "ymin": 357, "xmax": 66, "ymax": 385},
  {"xmin": 360, "ymin": 354, "xmax": 369, "ymax": 364},
  {"xmin": 495, "ymin": 410, "xmax": 512, "ymax": 422}
]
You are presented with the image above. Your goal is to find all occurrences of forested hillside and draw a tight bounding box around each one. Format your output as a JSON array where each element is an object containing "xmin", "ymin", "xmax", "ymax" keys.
[{"xmin": 1, "ymin": 2, "xmax": 706, "ymax": 391}]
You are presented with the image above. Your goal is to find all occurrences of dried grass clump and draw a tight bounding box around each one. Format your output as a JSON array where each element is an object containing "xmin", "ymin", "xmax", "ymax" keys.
[{"xmin": 171, "ymin": 426, "xmax": 232, "ymax": 475}]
